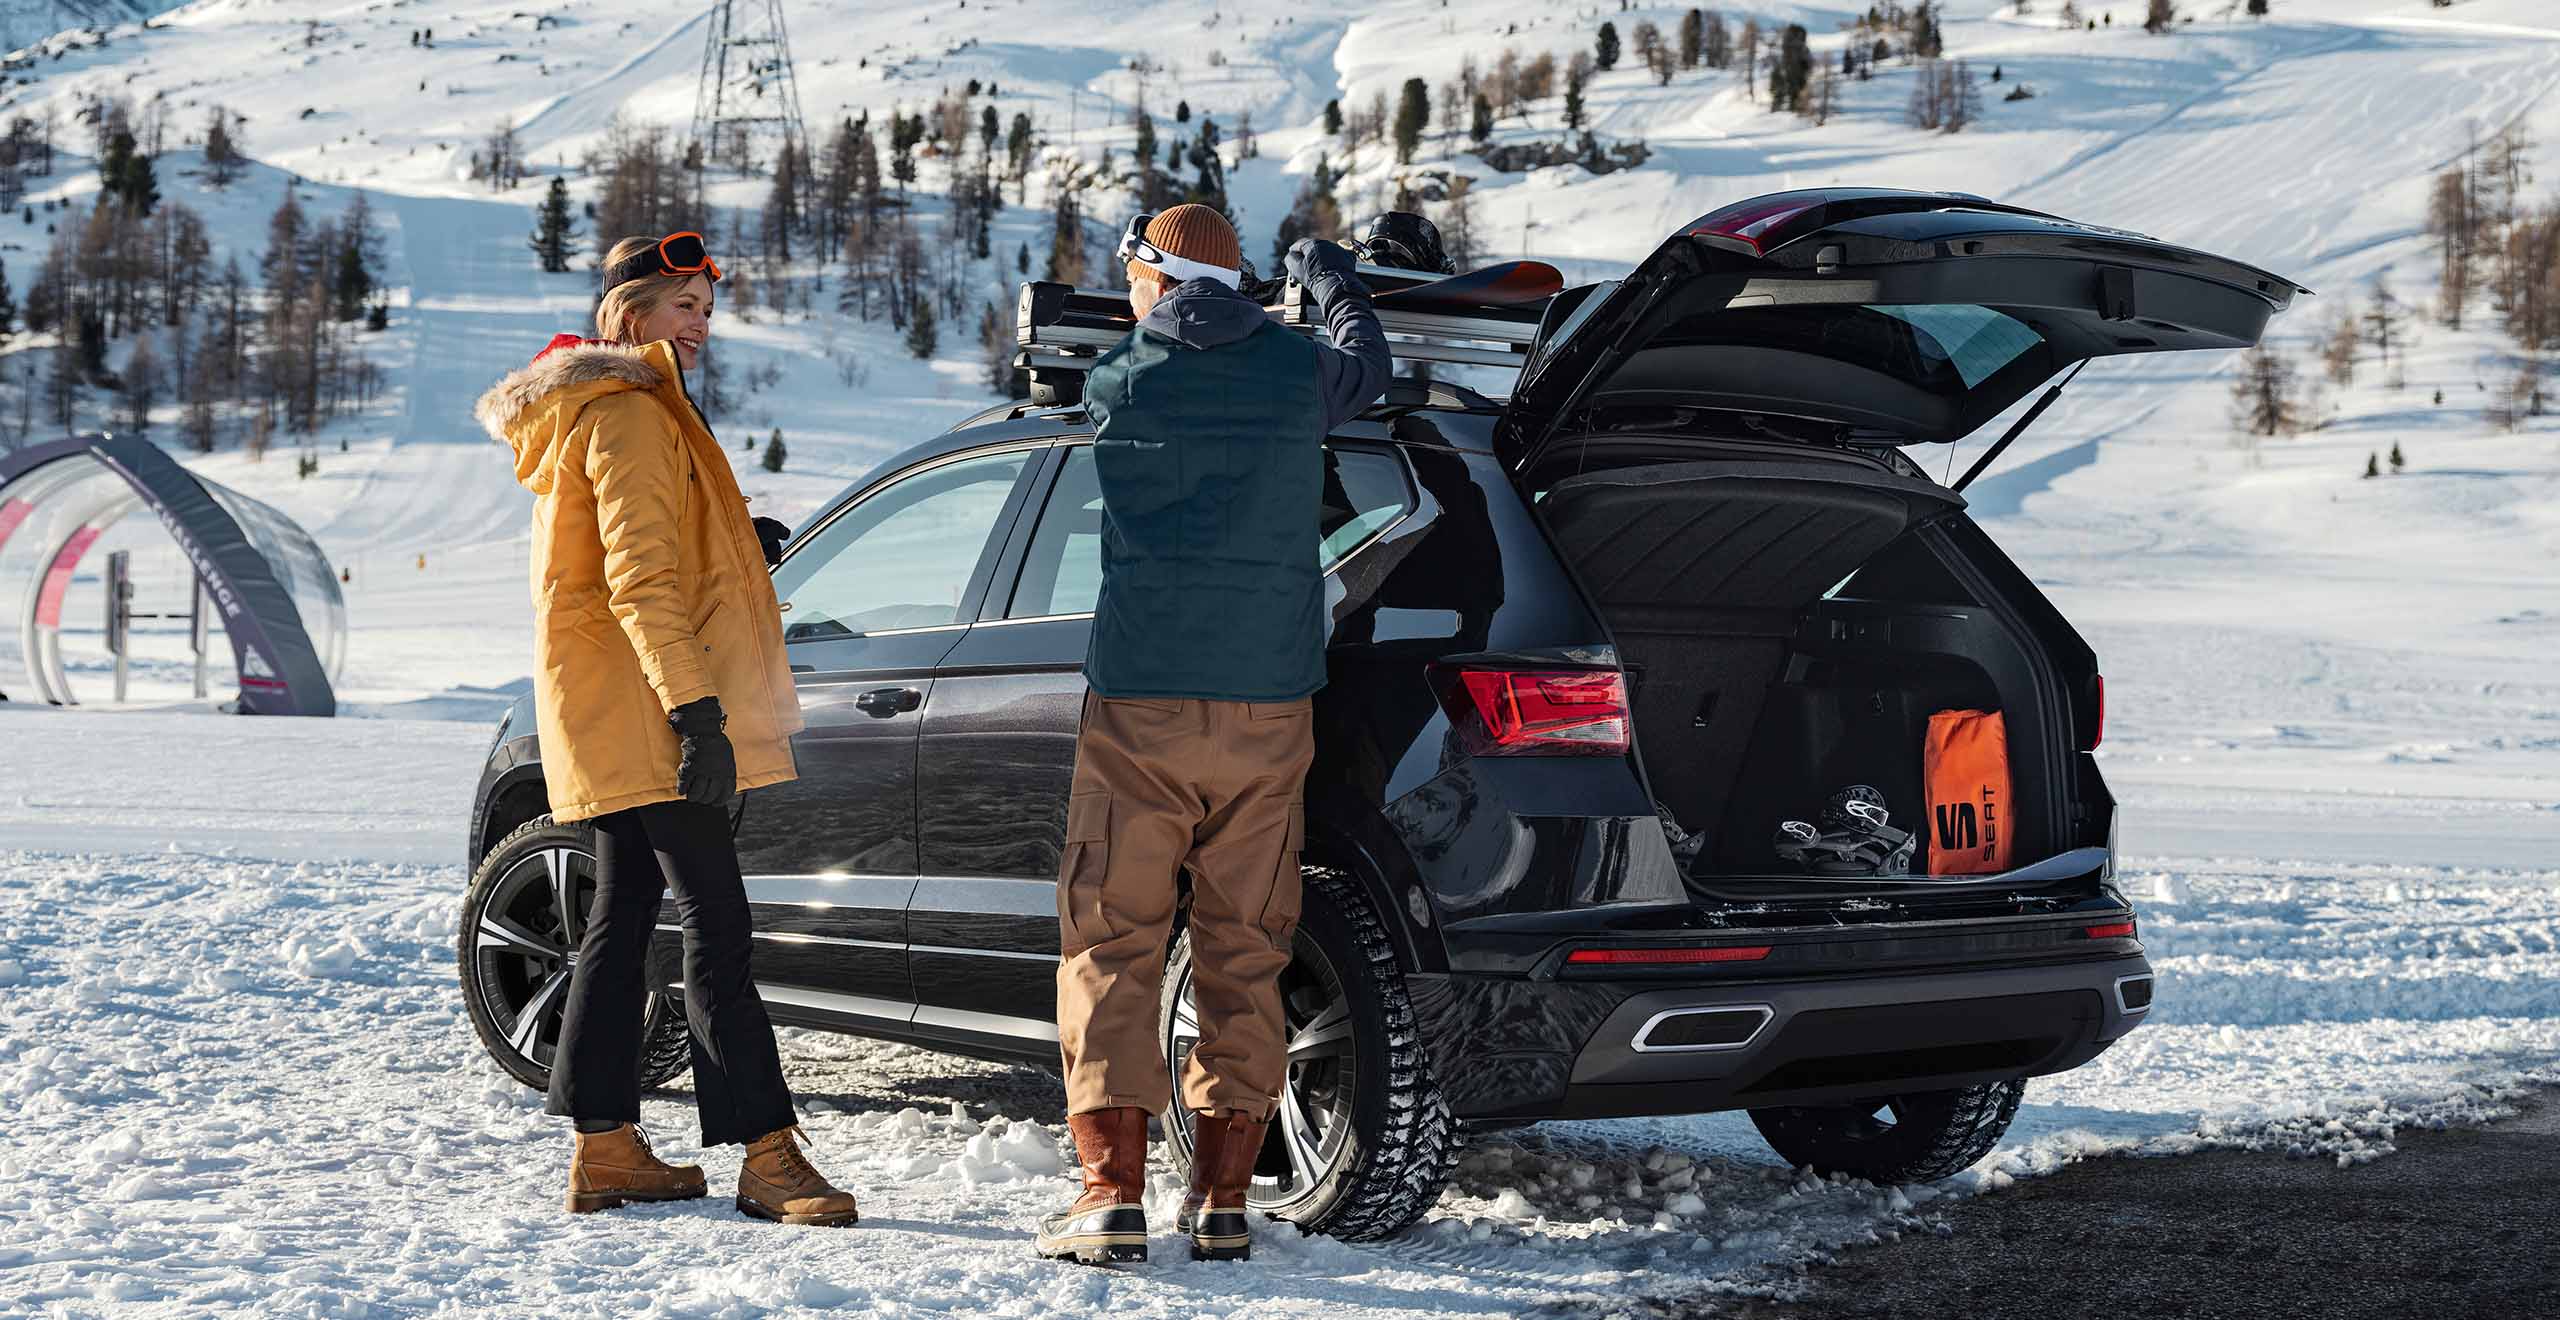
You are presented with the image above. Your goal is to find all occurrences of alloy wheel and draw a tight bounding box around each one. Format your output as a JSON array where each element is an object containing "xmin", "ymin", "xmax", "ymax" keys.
[
  {"xmin": 467, "ymin": 843, "xmax": 594, "ymax": 1071},
  {"xmin": 1165, "ymin": 936, "xmax": 1359, "ymax": 1207}
]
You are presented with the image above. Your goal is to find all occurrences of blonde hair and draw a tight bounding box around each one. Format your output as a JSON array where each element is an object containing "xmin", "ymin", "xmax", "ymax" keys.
[{"xmin": 595, "ymin": 235, "xmax": 714, "ymax": 343}]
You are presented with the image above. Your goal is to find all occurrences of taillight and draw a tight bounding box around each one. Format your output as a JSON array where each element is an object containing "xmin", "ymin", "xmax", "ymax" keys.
[
  {"xmin": 1686, "ymin": 196, "xmax": 1822, "ymax": 254},
  {"xmin": 1566, "ymin": 945, "xmax": 1771, "ymax": 966},
  {"xmin": 2087, "ymin": 674, "xmax": 2105, "ymax": 751},
  {"xmin": 1430, "ymin": 666, "xmax": 1630, "ymax": 757},
  {"xmin": 2085, "ymin": 921, "xmax": 2136, "ymax": 940}
]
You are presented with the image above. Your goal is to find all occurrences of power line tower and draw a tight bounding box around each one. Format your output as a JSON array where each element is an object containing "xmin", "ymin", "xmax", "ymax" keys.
[{"xmin": 691, "ymin": 0, "xmax": 808, "ymax": 173}]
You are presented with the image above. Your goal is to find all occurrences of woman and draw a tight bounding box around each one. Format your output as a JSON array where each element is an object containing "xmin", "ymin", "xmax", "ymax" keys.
[{"xmin": 475, "ymin": 233, "xmax": 858, "ymax": 1226}]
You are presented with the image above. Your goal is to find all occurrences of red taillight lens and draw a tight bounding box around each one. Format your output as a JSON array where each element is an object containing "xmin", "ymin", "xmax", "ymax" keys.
[
  {"xmin": 1431, "ymin": 667, "xmax": 1630, "ymax": 756},
  {"xmin": 1566, "ymin": 946, "xmax": 1772, "ymax": 966},
  {"xmin": 2087, "ymin": 674, "xmax": 2105, "ymax": 751},
  {"xmin": 2085, "ymin": 921, "xmax": 2136, "ymax": 940},
  {"xmin": 1686, "ymin": 196, "xmax": 1821, "ymax": 253}
]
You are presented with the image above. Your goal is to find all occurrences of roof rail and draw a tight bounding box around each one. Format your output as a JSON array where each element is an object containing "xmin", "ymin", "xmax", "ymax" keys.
[{"xmin": 1015, "ymin": 266, "xmax": 1549, "ymax": 407}]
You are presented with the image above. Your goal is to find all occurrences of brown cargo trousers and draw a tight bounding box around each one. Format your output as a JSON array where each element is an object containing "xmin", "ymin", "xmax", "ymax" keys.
[{"xmin": 1055, "ymin": 692, "xmax": 1315, "ymax": 1122}]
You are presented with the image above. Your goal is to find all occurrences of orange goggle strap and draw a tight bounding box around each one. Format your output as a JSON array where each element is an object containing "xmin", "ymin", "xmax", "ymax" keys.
[{"xmin": 603, "ymin": 232, "xmax": 722, "ymax": 292}]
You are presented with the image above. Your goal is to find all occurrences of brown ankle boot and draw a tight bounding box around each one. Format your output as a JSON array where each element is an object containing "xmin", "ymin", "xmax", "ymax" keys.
[
  {"xmin": 1034, "ymin": 1106, "xmax": 1150, "ymax": 1266},
  {"xmin": 566, "ymin": 1123, "xmax": 707, "ymax": 1214},
  {"xmin": 1176, "ymin": 1110, "xmax": 1265, "ymax": 1261},
  {"xmin": 736, "ymin": 1126, "xmax": 860, "ymax": 1227}
]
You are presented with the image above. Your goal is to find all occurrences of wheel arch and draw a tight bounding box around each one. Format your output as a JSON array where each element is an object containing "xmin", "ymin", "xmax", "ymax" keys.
[
  {"xmin": 1302, "ymin": 803, "xmax": 1450, "ymax": 975},
  {"xmin": 475, "ymin": 766, "xmax": 553, "ymax": 867}
]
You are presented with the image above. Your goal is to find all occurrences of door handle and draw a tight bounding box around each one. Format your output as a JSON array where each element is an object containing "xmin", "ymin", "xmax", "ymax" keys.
[{"xmin": 853, "ymin": 686, "xmax": 923, "ymax": 718}]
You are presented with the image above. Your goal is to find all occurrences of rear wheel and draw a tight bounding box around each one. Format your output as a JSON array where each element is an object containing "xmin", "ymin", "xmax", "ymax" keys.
[
  {"xmin": 457, "ymin": 816, "xmax": 690, "ymax": 1093},
  {"xmin": 1159, "ymin": 868, "xmax": 1458, "ymax": 1242},
  {"xmin": 1748, "ymin": 1078, "xmax": 2024, "ymax": 1184}
]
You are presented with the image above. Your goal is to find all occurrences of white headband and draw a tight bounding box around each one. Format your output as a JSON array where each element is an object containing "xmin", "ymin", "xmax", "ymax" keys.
[{"xmin": 1135, "ymin": 249, "xmax": 1242, "ymax": 289}]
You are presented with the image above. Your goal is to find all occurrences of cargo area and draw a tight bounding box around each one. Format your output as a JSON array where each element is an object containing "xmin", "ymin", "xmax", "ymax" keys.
[{"xmin": 1533, "ymin": 447, "xmax": 2083, "ymax": 886}]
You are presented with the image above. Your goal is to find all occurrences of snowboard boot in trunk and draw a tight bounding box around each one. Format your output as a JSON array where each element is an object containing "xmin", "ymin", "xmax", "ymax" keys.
[
  {"xmin": 1176, "ymin": 1109, "xmax": 1264, "ymax": 1261},
  {"xmin": 566, "ymin": 1123, "xmax": 707, "ymax": 1214},
  {"xmin": 1035, "ymin": 1106, "xmax": 1151, "ymax": 1265},
  {"xmin": 735, "ymin": 1126, "xmax": 860, "ymax": 1227}
]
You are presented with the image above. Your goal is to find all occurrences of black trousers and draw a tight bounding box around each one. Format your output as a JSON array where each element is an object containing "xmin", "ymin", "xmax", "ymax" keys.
[{"xmin": 545, "ymin": 799, "xmax": 796, "ymax": 1146}]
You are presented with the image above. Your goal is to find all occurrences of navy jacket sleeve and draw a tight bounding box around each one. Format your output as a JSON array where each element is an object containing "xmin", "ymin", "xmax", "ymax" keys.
[{"xmin": 1293, "ymin": 253, "xmax": 1391, "ymax": 429}]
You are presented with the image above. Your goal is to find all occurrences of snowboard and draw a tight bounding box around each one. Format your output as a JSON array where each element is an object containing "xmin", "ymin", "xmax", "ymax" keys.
[{"xmin": 1370, "ymin": 259, "xmax": 1564, "ymax": 309}]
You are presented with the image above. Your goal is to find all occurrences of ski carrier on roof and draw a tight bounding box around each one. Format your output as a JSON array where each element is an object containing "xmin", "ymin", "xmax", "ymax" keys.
[{"xmin": 1014, "ymin": 257, "xmax": 1565, "ymax": 406}]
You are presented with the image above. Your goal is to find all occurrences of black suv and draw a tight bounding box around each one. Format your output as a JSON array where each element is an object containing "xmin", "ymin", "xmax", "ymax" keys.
[{"xmin": 458, "ymin": 190, "xmax": 2300, "ymax": 1240}]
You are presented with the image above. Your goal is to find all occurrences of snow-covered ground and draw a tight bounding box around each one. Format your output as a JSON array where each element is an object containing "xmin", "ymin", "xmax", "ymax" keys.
[
  {"xmin": 2, "ymin": 708, "xmax": 2551, "ymax": 1315},
  {"xmin": 3, "ymin": 0, "xmax": 2558, "ymax": 1313}
]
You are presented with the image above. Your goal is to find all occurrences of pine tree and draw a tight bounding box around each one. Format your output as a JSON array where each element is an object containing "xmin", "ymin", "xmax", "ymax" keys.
[
  {"xmin": 2144, "ymin": 0, "xmax": 2178, "ymax": 33},
  {"xmin": 1563, "ymin": 73, "xmax": 1587, "ymax": 131},
  {"xmin": 2228, "ymin": 345, "xmax": 2302, "ymax": 437},
  {"xmin": 1392, "ymin": 79, "xmax": 1430, "ymax": 165},
  {"xmin": 904, "ymin": 292, "xmax": 938, "ymax": 358},
  {"xmin": 1596, "ymin": 21, "xmax": 1621, "ymax": 71},
  {"xmin": 761, "ymin": 427, "xmax": 787, "ymax": 473},
  {"xmin": 120, "ymin": 334, "xmax": 156, "ymax": 436},
  {"xmin": 0, "ymin": 260, "xmax": 15, "ymax": 344},
  {"xmin": 2388, "ymin": 441, "xmax": 2405, "ymax": 472},
  {"xmin": 1470, "ymin": 95, "xmax": 1493, "ymax": 146},
  {"xmin": 1771, "ymin": 25, "xmax": 1814, "ymax": 113},
  {"xmin": 332, "ymin": 225, "xmax": 371, "ymax": 322},
  {"xmin": 2363, "ymin": 453, "xmax": 2379, "ymax": 478},
  {"xmin": 980, "ymin": 301, "xmax": 1020, "ymax": 397},
  {"xmin": 1175, "ymin": 100, "xmax": 1190, "ymax": 124},
  {"xmin": 202, "ymin": 107, "xmax": 242, "ymax": 189},
  {"xmin": 529, "ymin": 175, "xmax": 579, "ymax": 273},
  {"xmin": 1323, "ymin": 99, "xmax": 1343, "ymax": 138},
  {"xmin": 1680, "ymin": 9, "xmax": 1704, "ymax": 69}
]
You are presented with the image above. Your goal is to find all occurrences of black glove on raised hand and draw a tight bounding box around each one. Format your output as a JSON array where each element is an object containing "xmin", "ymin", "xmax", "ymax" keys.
[
  {"xmin": 667, "ymin": 696, "xmax": 736, "ymax": 808},
  {"xmin": 752, "ymin": 516, "xmax": 791, "ymax": 568},
  {"xmin": 1285, "ymin": 236, "xmax": 1365, "ymax": 292}
]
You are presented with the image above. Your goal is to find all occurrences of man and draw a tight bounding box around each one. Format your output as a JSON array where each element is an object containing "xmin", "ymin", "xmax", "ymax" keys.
[{"xmin": 1035, "ymin": 205, "xmax": 1388, "ymax": 1266}]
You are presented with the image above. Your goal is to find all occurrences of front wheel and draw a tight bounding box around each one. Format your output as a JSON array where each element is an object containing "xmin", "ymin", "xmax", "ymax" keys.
[
  {"xmin": 457, "ymin": 816, "xmax": 690, "ymax": 1093},
  {"xmin": 1159, "ymin": 868, "xmax": 1459, "ymax": 1242},
  {"xmin": 1748, "ymin": 1078, "xmax": 2025, "ymax": 1184}
]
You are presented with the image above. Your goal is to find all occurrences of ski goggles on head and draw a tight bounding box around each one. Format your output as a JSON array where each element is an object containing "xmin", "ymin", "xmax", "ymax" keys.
[
  {"xmin": 603, "ymin": 231, "xmax": 723, "ymax": 293},
  {"xmin": 1116, "ymin": 212, "xmax": 1240, "ymax": 289}
]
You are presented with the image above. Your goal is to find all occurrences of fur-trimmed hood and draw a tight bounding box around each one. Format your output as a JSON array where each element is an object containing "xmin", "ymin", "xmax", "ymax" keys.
[{"xmin": 477, "ymin": 336, "xmax": 675, "ymax": 495}]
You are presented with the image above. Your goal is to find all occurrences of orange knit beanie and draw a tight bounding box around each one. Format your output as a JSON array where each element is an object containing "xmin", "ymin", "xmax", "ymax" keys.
[{"xmin": 1136, "ymin": 204, "xmax": 1240, "ymax": 279}]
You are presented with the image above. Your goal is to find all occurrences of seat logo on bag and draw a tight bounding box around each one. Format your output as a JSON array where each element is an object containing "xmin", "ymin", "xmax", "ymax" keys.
[{"xmin": 1934, "ymin": 790, "xmax": 1999, "ymax": 854}]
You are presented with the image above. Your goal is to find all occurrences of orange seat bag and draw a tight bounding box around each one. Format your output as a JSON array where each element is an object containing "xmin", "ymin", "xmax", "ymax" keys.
[{"xmin": 1924, "ymin": 709, "xmax": 2012, "ymax": 876}]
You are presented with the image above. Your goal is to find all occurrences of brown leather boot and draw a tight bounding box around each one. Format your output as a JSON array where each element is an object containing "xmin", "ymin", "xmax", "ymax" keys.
[
  {"xmin": 735, "ymin": 1126, "xmax": 860, "ymax": 1227},
  {"xmin": 566, "ymin": 1123, "xmax": 707, "ymax": 1214},
  {"xmin": 1034, "ymin": 1106, "xmax": 1150, "ymax": 1266},
  {"xmin": 1176, "ymin": 1110, "xmax": 1265, "ymax": 1261}
]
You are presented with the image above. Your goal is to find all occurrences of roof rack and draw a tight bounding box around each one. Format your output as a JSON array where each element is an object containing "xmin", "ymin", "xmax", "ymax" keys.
[{"xmin": 1014, "ymin": 264, "xmax": 1550, "ymax": 407}]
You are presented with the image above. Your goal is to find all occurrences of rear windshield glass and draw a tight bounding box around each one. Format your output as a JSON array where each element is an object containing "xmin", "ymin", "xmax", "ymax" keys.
[
  {"xmin": 1650, "ymin": 302, "xmax": 2042, "ymax": 397},
  {"xmin": 1863, "ymin": 305, "xmax": 2041, "ymax": 387}
]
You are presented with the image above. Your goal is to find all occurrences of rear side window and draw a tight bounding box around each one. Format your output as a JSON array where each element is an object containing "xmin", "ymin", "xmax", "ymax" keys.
[{"xmin": 1004, "ymin": 444, "xmax": 1417, "ymax": 619}]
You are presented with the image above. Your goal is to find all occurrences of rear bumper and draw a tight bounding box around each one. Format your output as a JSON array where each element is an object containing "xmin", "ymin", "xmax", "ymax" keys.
[{"xmin": 1455, "ymin": 953, "xmax": 2151, "ymax": 1121}]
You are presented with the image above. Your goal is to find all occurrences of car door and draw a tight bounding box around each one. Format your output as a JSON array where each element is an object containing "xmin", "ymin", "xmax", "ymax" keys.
[
  {"xmin": 906, "ymin": 439, "xmax": 1422, "ymax": 1054},
  {"xmin": 728, "ymin": 442, "xmax": 1041, "ymax": 1033}
]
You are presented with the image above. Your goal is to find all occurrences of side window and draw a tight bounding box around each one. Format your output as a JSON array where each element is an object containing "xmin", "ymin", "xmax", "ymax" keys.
[
  {"xmin": 1008, "ymin": 445, "xmax": 1105, "ymax": 618},
  {"xmin": 1318, "ymin": 447, "xmax": 1415, "ymax": 566},
  {"xmin": 772, "ymin": 449, "xmax": 1031, "ymax": 641},
  {"xmin": 1005, "ymin": 443, "xmax": 1416, "ymax": 620}
]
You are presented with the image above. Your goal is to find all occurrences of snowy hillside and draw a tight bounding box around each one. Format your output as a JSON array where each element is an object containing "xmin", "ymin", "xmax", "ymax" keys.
[{"xmin": 1, "ymin": 0, "xmax": 2557, "ymax": 1312}]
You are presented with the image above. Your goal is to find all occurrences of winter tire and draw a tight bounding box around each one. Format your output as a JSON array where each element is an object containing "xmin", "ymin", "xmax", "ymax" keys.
[
  {"xmin": 1747, "ymin": 1078, "xmax": 2026, "ymax": 1184},
  {"xmin": 458, "ymin": 816, "xmax": 690, "ymax": 1093},
  {"xmin": 1159, "ymin": 866, "xmax": 1459, "ymax": 1243}
]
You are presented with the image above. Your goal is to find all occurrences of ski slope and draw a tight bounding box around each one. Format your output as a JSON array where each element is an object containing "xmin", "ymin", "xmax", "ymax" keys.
[{"xmin": 0, "ymin": 0, "xmax": 2555, "ymax": 1313}]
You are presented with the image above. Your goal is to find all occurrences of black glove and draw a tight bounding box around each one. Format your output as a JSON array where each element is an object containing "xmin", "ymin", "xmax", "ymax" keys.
[
  {"xmin": 667, "ymin": 696, "xmax": 735, "ymax": 808},
  {"xmin": 1285, "ymin": 236, "xmax": 1364, "ymax": 290},
  {"xmin": 752, "ymin": 516, "xmax": 791, "ymax": 568}
]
